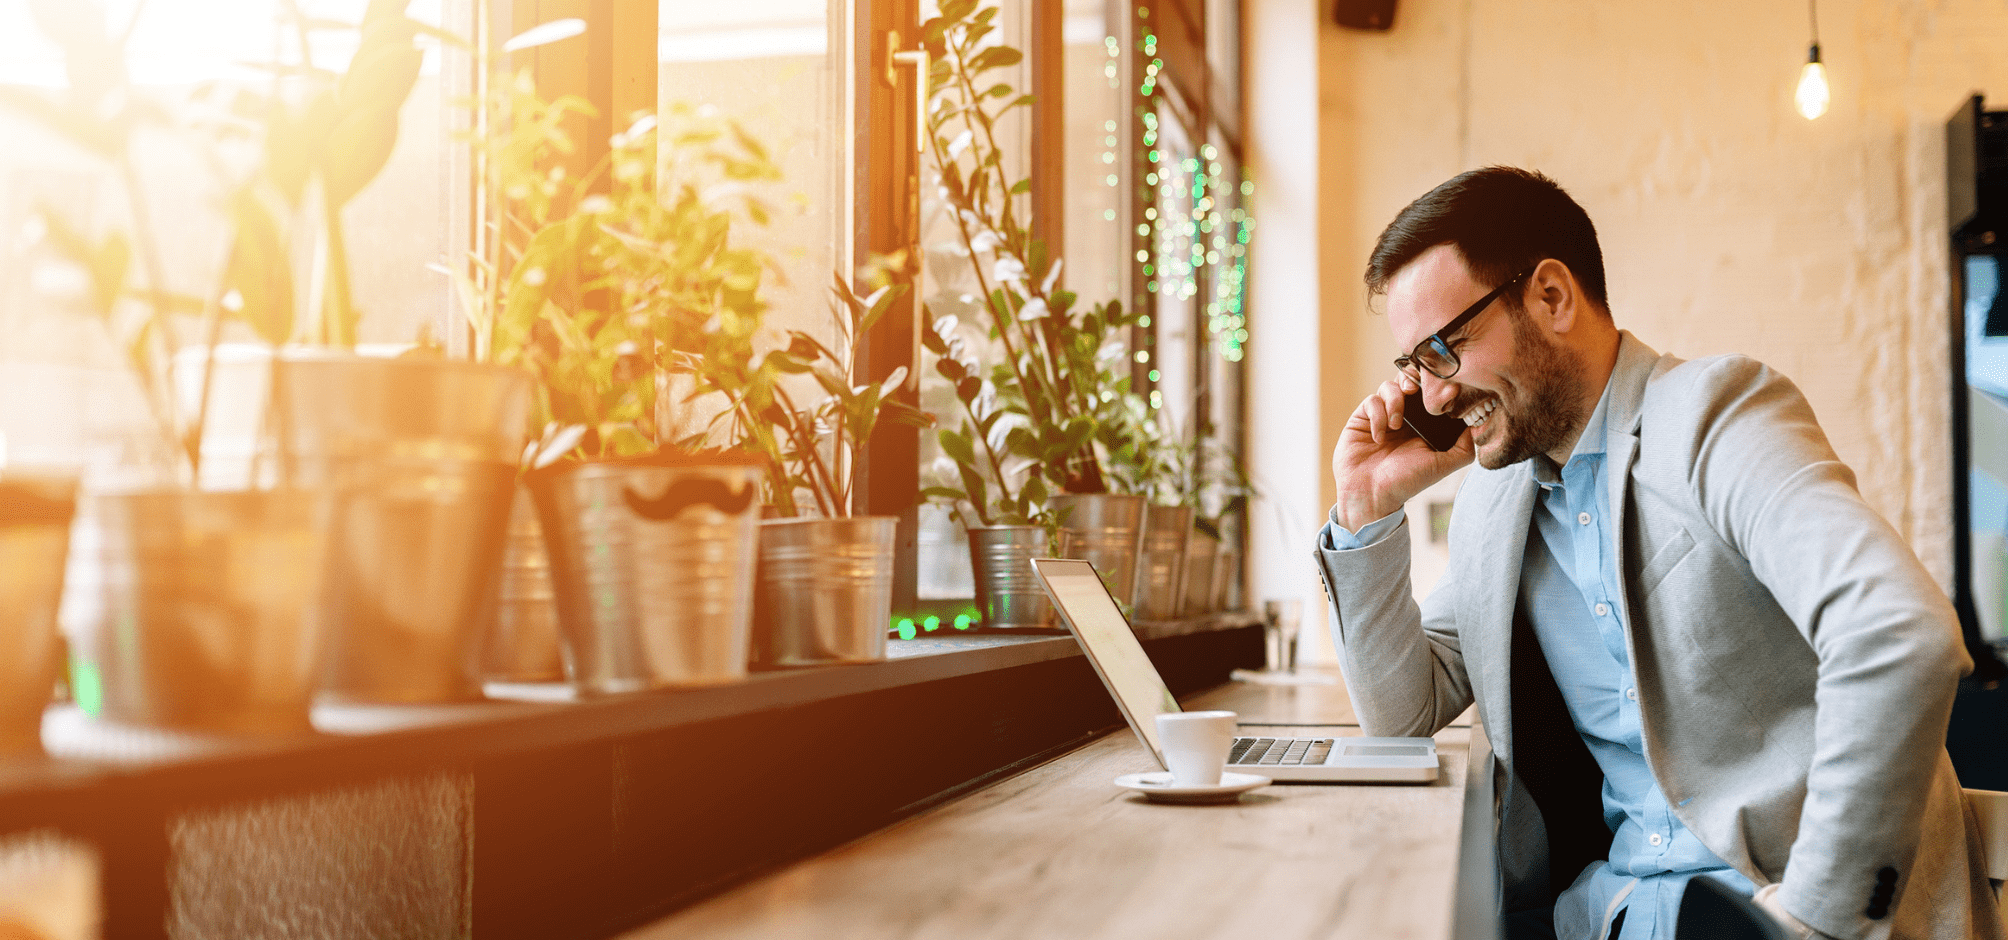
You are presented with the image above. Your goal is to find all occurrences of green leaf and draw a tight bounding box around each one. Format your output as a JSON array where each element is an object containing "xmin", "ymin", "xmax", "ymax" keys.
[
  {"xmin": 883, "ymin": 400, "xmax": 935, "ymax": 430},
  {"xmin": 956, "ymin": 462, "xmax": 989, "ymax": 513},
  {"xmin": 939, "ymin": 428, "xmax": 979, "ymax": 469},
  {"xmin": 224, "ymin": 188, "xmax": 295, "ymax": 346},
  {"xmin": 1009, "ymin": 178, "xmax": 1032, "ymax": 195},
  {"xmin": 923, "ymin": 485, "xmax": 968, "ymax": 502},
  {"xmin": 940, "ymin": 0, "xmax": 979, "ymax": 23},
  {"xmin": 968, "ymin": 46, "xmax": 1023, "ymax": 73},
  {"xmin": 955, "ymin": 375, "xmax": 982, "ymax": 403},
  {"xmin": 1021, "ymin": 473, "xmax": 1048, "ymax": 507},
  {"xmin": 935, "ymin": 356, "xmax": 967, "ymax": 383}
]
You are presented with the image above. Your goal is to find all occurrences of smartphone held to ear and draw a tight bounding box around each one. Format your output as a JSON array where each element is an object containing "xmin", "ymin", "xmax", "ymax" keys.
[{"xmin": 1402, "ymin": 390, "xmax": 1467, "ymax": 452}]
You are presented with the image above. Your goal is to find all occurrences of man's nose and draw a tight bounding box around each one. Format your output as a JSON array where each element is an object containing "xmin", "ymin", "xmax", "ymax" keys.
[{"xmin": 1420, "ymin": 373, "xmax": 1459, "ymax": 416}]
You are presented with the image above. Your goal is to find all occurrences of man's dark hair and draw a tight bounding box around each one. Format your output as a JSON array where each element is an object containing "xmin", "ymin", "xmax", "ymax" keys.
[{"xmin": 1364, "ymin": 166, "xmax": 1608, "ymax": 314}]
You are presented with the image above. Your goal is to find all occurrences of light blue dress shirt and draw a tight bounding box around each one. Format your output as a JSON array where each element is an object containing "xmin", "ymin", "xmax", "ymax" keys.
[{"xmin": 1322, "ymin": 386, "xmax": 1754, "ymax": 940}]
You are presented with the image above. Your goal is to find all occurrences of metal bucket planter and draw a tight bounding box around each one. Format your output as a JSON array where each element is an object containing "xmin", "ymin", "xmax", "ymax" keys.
[
  {"xmin": 752, "ymin": 516, "xmax": 896, "ymax": 667},
  {"xmin": 0, "ymin": 477, "xmax": 76, "ymax": 755},
  {"xmin": 1214, "ymin": 541, "xmax": 1242, "ymax": 611},
  {"xmin": 1183, "ymin": 530, "xmax": 1219, "ymax": 617},
  {"xmin": 967, "ymin": 525, "xmax": 1052, "ymax": 629},
  {"xmin": 274, "ymin": 354, "xmax": 530, "ymax": 703},
  {"xmin": 1131, "ymin": 504, "xmax": 1193, "ymax": 621},
  {"xmin": 528, "ymin": 455, "xmax": 762, "ymax": 694},
  {"xmin": 483, "ymin": 485, "xmax": 564, "ymax": 683},
  {"xmin": 72, "ymin": 489, "xmax": 328, "ymax": 734},
  {"xmin": 1047, "ymin": 493, "xmax": 1145, "ymax": 604}
]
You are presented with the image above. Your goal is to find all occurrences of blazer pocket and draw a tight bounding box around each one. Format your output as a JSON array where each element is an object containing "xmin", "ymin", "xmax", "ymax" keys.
[{"xmin": 1638, "ymin": 528, "xmax": 1696, "ymax": 597}]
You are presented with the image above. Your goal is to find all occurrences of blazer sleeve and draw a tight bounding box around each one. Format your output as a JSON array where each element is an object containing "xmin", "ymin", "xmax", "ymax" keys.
[
  {"xmin": 1312, "ymin": 512, "xmax": 1474, "ymax": 737},
  {"xmin": 1666, "ymin": 355, "xmax": 1970, "ymax": 940}
]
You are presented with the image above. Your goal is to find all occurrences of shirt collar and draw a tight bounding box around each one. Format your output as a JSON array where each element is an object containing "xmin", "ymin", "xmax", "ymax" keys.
[{"xmin": 1530, "ymin": 331, "xmax": 1659, "ymax": 486}]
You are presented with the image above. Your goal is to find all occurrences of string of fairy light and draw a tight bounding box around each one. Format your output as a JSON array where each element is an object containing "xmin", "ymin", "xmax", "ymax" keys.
[{"xmin": 1125, "ymin": 4, "xmax": 1250, "ymax": 418}]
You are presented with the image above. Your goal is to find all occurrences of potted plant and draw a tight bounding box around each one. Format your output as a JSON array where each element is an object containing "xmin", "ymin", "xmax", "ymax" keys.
[
  {"xmin": 1101, "ymin": 397, "xmax": 1193, "ymax": 622},
  {"xmin": 918, "ymin": 0, "xmax": 1164, "ymax": 604},
  {"xmin": 921, "ymin": 316, "xmax": 1059, "ymax": 629},
  {"xmin": 209, "ymin": 1, "xmax": 538, "ymax": 706},
  {"xmin": 0, "ymin": 0, "xmax": 371, "ymax": 731},
  {"xmin": 681, "ymin": 271, "xmax": 932, "ymax": 667},
  {"xmin": 460, "ymin": 74, "xmax": 778, "ymax": 693}
]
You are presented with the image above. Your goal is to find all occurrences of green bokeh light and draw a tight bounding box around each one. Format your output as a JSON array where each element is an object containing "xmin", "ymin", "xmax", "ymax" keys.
[
  {"xmin": 896, "ymin": 618, "xmax": 917, "ymax": 640},
  {"xmin": 71, "ymin": 656, "xmax": 101, "ymax": 718},
  {"xmin": 923, "ymin": 615, "xmax": 941, "ymax": 632}
]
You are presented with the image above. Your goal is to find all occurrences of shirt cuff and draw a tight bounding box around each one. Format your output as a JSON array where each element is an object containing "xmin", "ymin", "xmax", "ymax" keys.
[{"xmin": 1320, "ymin": 506, "xmax": 1406, "ymax": 551}]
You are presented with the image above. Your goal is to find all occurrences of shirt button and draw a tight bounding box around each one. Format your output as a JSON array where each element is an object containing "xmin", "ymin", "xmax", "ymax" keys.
[
  {"xmin": 1648, "ymin": 832, "xmax": 1664, "ymax": 846},
  {"xmin": 1578, "ymin": 512, "xmax": 1592, "ymax": 525},
  {"xmin": 1626, "ymin": 688, "xmax": 1639, "ymax": 702},
  {"xmin": 1595, "ymin": 603, "xmax": 1610, "ymax": 617}
]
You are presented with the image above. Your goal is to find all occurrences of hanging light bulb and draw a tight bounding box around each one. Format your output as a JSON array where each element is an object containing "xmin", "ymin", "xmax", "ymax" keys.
[
  {"xmin": 1795, "ymin": 0, "xmax": 1829, "ymax": 120},
  {"xmin": 1796, "ymin": 43, "xmax": 1830, "ymax": 120}
]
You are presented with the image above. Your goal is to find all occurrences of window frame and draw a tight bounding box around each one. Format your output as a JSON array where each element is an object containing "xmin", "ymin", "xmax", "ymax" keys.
[{"xmin": 529, "ymin": 0, "xmax": 1247, "ymax": 618}]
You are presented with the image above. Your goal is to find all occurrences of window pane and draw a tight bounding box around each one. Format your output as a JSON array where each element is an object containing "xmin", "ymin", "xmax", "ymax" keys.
[
  {"xmin": 658, "ymin": 0, "xmax": 846, "ymax": 355},
  {"xmin": 0, "ymin": 0, "xmax": 460, "ymax": 473},
  {"xmin": 1063, "ymin": 0, "xmax": 1125, "ymax": 307}
]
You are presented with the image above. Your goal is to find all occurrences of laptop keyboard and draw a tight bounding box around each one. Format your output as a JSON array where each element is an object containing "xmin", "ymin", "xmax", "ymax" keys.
[{"xmin": 1229, "ymin": 736, "xmax": 1336, "ymax": 766}]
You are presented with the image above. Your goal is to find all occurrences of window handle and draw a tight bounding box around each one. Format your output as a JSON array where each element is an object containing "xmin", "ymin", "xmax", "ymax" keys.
[{"xmin": 886, "ymin": 31, "xmax": 928, "ymax": 154}]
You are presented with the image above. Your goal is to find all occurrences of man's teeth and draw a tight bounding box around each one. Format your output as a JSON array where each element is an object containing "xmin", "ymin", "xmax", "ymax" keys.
[{"xmin": 1460, "ymin": 399, "xmax": 1498, "ymax": 427}]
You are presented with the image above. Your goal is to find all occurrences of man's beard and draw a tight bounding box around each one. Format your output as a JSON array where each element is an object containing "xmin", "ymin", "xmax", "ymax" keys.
[{"xmin": 1454, "ymin": 308, "xmax": 1588, "ymax": 471}]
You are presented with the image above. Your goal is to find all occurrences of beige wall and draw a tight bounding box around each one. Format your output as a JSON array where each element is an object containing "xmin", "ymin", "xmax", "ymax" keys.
[{"xmin": 1314, "ymin": 0, "xmax": 2008, "ymax": 592}]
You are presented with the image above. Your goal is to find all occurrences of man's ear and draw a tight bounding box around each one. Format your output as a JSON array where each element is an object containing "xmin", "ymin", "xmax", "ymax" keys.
[{"xmin": 1526, "ymin": 258, "xmax": 1580, "ymax": 335}]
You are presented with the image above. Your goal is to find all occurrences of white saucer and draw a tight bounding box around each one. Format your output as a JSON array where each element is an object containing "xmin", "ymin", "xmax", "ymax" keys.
[{"xmin": 1114, "ymin": 771, "xmax": 1271, "ymax": 804}]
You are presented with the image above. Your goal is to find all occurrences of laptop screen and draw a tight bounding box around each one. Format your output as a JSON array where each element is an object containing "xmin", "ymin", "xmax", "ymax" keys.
[{"xmin": 1031, "ymin": 558, "xmax": 1180, "ymax": 766}]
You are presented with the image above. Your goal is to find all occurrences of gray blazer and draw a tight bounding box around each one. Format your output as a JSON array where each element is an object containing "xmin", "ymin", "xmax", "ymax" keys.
[{"xmin": 1314, "ymin": 333, "xmax": 2002, "ymax": 940}]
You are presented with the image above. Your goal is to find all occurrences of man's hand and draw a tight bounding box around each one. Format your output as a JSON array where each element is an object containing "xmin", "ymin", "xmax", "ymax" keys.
[{"xmin": 1332, "ymin": 376, "xmax": 1475, "ymax": 532}]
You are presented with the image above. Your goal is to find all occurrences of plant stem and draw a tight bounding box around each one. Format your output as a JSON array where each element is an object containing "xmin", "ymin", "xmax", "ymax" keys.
[{"xmin": 117, "ymin": 154, "xmax": 189, "ymax": 477}]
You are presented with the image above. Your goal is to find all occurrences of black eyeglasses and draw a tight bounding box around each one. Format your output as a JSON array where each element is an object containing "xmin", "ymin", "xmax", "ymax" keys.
[{"xmin": 1393, "ymin": 266, "xmax": 1535, "ymax": 382}]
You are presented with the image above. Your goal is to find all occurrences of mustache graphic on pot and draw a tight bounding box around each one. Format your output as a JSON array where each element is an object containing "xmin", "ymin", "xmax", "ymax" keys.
[{"xmin": 623, "ymin": 476, "xmax": 758, "ymax": 520}]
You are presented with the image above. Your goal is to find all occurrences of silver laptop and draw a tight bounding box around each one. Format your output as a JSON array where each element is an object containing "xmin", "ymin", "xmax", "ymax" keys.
[{"xmin": 1030, "ymin": 557, "xmax": 1438, "ymax": 783}]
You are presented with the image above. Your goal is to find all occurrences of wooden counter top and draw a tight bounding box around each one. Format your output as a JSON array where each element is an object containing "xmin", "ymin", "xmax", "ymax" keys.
[{"xmin": 626, "ymin": 669, "xmax": 1477, "ymax": 940}]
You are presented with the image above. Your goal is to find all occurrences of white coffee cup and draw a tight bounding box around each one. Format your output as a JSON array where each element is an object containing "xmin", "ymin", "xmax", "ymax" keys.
[{"xmin": 1155, "ymin": 710, "xmax": 1237, "ymax": 787}]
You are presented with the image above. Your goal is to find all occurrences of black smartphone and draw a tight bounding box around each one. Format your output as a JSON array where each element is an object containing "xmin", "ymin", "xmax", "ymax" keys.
[{"xmin": 1402, "ymin": 390, "xmax": 1467, "ymax": 452}]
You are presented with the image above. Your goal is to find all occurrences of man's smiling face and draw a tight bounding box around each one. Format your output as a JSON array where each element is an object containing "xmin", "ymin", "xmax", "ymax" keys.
[{"xmin": 1384, "ymin": 245, "xmax": 1588, "ymax": 470}]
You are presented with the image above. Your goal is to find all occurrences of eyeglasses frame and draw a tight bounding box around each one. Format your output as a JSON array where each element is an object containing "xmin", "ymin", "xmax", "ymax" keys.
[{"xmin": 1393, "ymin": 266, "xmax": 1537, "ymax": 382}]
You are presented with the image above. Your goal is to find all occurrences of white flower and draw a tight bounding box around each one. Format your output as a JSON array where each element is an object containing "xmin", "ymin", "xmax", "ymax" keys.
[
  {"xmin": 522, "ymin": 267, "xmax": 547, "ymax": 287},
  {"xmin": 933, "ymin": 315, "xmax": 961, "ymax": 338},
  {"xmin": 579, "ymin": 195, "xmax": 613, "ymax": 214},
  {"xmin": 1041, "ymin": 258, "xmax": 1064, "ymax": 295},
  {"xmin": 970, "ymin": 228, "xmax": 1001, "ymax": 254},
  {"xmin": 1017, "ymin": 298, "xmax": 1049, "ymax": 321},
  {"xmin": 947, "ymin": 130, "xmax": 974, "ymax": 160},
  {"xmin": 993, "ymin": 257, "xmax": 1027, "ymax": 285}
]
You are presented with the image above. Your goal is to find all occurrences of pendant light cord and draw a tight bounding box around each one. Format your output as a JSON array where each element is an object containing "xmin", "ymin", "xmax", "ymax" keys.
[{"xmin": 1808, "ymin": 0, "xmax": 1820, "ymax": 48}]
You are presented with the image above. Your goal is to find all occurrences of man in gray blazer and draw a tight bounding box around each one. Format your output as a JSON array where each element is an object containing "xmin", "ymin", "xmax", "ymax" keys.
[{"xmin": 1312, "ymin": 167, "xmax": 2002, "ymax": 940}]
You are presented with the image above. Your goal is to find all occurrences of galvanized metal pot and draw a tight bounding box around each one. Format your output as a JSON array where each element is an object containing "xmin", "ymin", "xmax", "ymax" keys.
[
  {"xmin": 529, "ymin": 455, "xmax": 762, "ymax": 694},
  {"xmin": 752, "ymin": 516, "xmax": 896, "ymax": 667},
  {"xmin": 72, "ymin": 489, "xmax": 328, "ymax": 734},
  {"xmin": 1183, "ymin": 530, "xmax": 1220, "ymax": 617},
  {"xmin": 1131, "ymin": 504, "xmax": 1193, "ymax": 621},
  {"xmin": 1214, "ymin": 541, "xmax": 1242, "ymax": 611},
  {"xmin": 483, "ymin": 485, "xmax": 564, "ymax": 683},
  {"xmin": 1046, "ymin": 493, "xmax": 1145, "ymax": 604},
  {"xmin": 0, "ymin": 477, "xmax": 76, "ymax": 755},
  {"xmin": 274, "ymin": 353, "xmax": 530, "ymax": 703},
  {"xmin": 966, "ymin": 525, "xmax": 1052, "ymax": 629}
]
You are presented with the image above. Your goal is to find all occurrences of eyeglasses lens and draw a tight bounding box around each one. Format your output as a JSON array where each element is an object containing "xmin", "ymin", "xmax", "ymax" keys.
[{"xmin": 1416, "ymin": 339, "xmax": 1457, "ymax": 379}]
